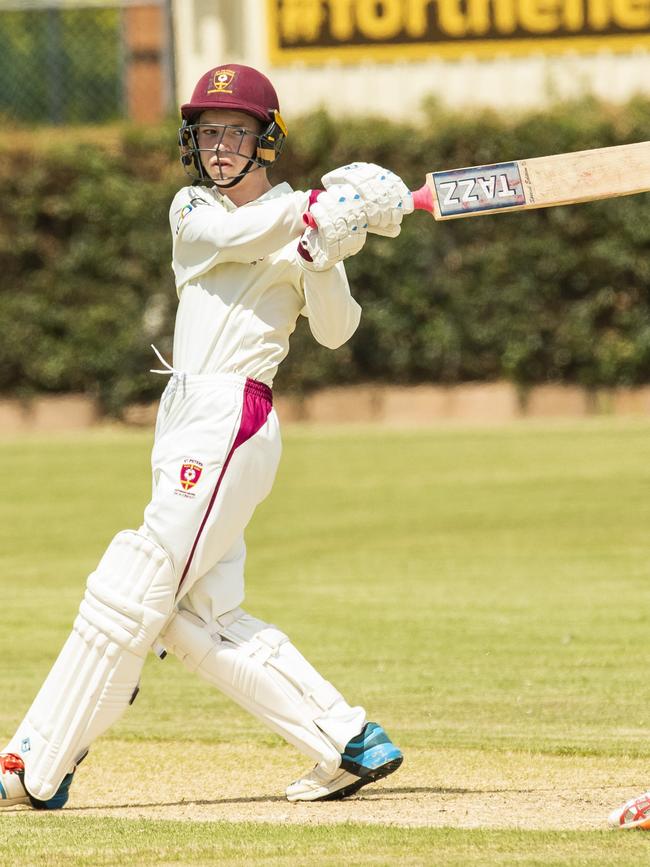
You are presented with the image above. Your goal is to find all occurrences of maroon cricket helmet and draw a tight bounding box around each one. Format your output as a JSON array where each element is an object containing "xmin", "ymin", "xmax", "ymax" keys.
[
  {"xmin": 177, "ymin": 64, "xmax": 288, "ymax": 189},
  {"xmin": 181, "ymin": 64, "xmax": 280, "ymax": 123}
]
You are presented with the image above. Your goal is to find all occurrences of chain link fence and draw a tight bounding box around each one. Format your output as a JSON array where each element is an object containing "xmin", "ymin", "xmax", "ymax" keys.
[{"xmin": 0, "ymin": 0, "xmax": 173, "ymax": 125}]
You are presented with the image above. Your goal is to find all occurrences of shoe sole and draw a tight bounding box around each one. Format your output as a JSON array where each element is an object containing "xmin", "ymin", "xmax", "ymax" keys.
[
  {"xmin": 0, "ymin": 797, "xmax": 30, "ymax": 807},
  {"xmin": 612, "ymin": 817, "xmax": 650, "ymax": 830},
  {"xmin": 315, "ymin": 755, "xmax": 404, "ymax": 802}
]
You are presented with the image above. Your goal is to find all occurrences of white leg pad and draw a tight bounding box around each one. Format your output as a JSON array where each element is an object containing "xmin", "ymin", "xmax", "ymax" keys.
[
  {"xmin": 8, "ymin": 530, "xmax": 176, "ymax": 801},
  {"xmin": 161, "ymin": 608, "xmax": 366, "ymax": 776}
]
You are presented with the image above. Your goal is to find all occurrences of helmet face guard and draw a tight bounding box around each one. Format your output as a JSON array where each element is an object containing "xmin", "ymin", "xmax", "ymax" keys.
[
  {"xmin": 178, "ymin": 109, "xmax": 287, "ymax": 189},
  {"xmin": 178, "ymin": 64, "xmax": 288, "ymax": 189}
]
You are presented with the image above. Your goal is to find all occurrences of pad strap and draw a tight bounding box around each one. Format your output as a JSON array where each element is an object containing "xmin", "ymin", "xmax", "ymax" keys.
[{"xmin": 161, "ymin": 608, "xmax": 366, "ymax": 773}]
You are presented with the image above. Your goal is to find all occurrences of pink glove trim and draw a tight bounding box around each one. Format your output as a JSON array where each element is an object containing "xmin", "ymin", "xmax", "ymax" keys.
[{"xmin": 302, "ymin": 189, "xmax": 324, "ymax": 227}]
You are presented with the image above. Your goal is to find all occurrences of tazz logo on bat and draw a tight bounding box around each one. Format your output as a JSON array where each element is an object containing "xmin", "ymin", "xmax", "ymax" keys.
[{"xmin": 434, "ymin": 162, "xmax": 526, "ymax": 216}]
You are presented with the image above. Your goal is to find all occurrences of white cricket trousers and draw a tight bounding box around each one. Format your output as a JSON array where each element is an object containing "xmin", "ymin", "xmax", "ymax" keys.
[
  {"xmin": 142, "ymin": 372, "xmax": 280, "ymax": 618},
  {"xmin": 142, "ymin": 372, "xmax": 367, "ymax": 762},
  {"xmin": 5, "ymin": 372, "xmax": 364, "ymax": 798}
]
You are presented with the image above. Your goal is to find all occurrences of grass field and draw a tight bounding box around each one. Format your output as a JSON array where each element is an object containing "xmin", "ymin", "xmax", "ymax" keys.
[{"xmin": 2, "ymin": 419, "xmax": 650, "ymax": 864}]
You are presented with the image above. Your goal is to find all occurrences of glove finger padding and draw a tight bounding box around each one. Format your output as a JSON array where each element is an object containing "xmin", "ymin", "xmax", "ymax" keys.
[
  {"xmin": 308, "ymin": 183, "xmax": 368, "ymax": 236},
  {"xmin": 322, "ymin": 163, "xmax": 413, "ymax": 236},
  {"xmin": 298, "ymin": 183, "xmax": 368, "ymax": 271},
  {"xmin": 298, "ymin": 226, "xmax": 366, "ymax": 271}
]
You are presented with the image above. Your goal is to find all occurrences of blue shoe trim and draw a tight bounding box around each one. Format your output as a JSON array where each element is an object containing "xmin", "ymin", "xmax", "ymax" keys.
[
  {"xmin": 340, "ymin": 722, "xmax": 403, "ymax": 776},
  {"xmin": 342, "ymin": 722, "xmax": 390, "ymax": 754},
  {"xmin": 0, "ymin": 780, "xmax": 6, "ymax": 799},
  {"xmin": 341, "ymin": 742, "xmax": 403, "ymax": 773},
  {"xmin": 28, "ymin": 771, "xmax": 75, "ymax": 811}
]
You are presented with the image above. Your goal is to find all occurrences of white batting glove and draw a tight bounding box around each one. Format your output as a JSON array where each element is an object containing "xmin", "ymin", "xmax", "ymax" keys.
[
  {"xmin": 298, "ymin": 184, "xmax": 368, "ymax": 271},
  {"xmin": 322, "ymin": 163, "xmax": 414, "ymax": 238}
]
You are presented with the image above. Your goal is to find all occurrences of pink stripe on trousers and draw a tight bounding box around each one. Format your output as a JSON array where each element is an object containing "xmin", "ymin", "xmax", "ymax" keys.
[{"xmin": 177, "ymin": 378, "xmax": 272, "ymax": 593}]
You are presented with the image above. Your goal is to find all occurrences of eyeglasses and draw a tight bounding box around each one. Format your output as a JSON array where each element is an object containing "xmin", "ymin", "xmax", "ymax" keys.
[{"xmin": 194, "ymin": 124, "xmax": 258, "ymax": 155}]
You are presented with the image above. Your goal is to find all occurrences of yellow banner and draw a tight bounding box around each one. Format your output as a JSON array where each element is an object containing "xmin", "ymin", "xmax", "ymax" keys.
[{"xmin": 267, "ymin": 0, "xmax": 650, "ymax": 63}]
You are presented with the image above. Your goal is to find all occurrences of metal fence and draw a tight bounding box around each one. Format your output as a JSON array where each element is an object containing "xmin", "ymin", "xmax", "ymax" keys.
[{"xmin": 0, "ymin": 0, "xmax": 173, "ymax": 125}]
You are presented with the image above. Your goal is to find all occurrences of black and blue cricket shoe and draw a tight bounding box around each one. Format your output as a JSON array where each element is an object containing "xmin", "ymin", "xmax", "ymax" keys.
[{"xmin": 326, "ymin": 721, "xmax": 403, "ymax": 800}]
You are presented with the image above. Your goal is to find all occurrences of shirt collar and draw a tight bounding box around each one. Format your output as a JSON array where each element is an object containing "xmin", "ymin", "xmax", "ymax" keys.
[{"xmin": 209, "ymin": 181, "xmax": 294, "ymax": 211}]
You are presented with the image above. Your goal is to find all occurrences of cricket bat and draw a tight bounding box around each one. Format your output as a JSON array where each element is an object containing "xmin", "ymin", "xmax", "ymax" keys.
[{"xmin": 410, "ymin": 141, "xmax": 650, "ymax": 220}]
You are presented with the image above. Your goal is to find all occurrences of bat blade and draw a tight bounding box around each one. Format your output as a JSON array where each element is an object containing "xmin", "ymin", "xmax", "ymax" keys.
[{"xmin": 424, "ymin": 141, "xmax": 650, "ymax": 220}]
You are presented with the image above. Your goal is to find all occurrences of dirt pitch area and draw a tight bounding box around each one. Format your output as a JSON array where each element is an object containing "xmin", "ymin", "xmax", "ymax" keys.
[{"xmin": 8, "ymin": 741, "xmax": 645, "ymax": 830}]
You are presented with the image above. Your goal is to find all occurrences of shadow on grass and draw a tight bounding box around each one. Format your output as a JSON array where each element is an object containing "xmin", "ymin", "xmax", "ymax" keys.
[{"xmin": 3, "ymin": 783, "xmax": 630, "ymax": 815}]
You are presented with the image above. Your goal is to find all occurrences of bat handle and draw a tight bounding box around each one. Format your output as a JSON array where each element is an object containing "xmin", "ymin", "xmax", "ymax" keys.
[
  {"xmin": 411, "ymin": 184, "xmax": 434, "ymax": 213},
  {"xmin": 302, "ymin": 184, "xmax": 434, "ymax": 230}
]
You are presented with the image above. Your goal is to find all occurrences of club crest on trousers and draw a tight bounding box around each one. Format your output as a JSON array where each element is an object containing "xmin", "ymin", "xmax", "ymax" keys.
[{"xmin": 180, "ymin": 460, "xmax": 203, "ymax": 491}]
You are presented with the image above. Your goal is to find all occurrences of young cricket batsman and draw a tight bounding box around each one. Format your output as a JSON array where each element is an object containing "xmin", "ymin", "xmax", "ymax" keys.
[{"xmin": 0, "ymin": 64, "xmax": 411, "ymax": 809}]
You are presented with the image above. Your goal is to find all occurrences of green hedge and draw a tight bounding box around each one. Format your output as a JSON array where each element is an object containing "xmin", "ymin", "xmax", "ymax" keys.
[{"xmin": 1, "ymin": 97, "xmax": 650, "ymax": 414}]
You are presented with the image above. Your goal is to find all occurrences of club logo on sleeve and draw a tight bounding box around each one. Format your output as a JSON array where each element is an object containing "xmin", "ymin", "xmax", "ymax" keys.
[
  {"xmin": 175, "ymin": 203, "xmax": 193, "ymax": 234},
  {"xmin": 175, "ymin": 196, "xmax": 208, "ymax": 234},
  {"xmin": 175, "ymin": 459, "xmax": 204, "ymax": 498}
]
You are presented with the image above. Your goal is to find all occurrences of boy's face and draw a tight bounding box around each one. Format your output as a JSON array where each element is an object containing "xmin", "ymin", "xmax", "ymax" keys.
[{"xmin": 195, "ymin": 108, "xmax": 263, "ymax": 184}]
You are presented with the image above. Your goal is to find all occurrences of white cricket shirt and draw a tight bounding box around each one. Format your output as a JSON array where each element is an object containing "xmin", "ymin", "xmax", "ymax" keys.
[{"xmin": 169, "ymin": 182, "xmax": 362, "ymax": 386}]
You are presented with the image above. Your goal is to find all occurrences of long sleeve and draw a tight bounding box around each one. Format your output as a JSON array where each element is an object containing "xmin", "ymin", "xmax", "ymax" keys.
[
  {"xmin": 300, "ymin": 262, "xmax": 362, "ymax": 349},
  {"xmin": 171, "ymin": 186, "xmax": 309, "ymax": 290}
]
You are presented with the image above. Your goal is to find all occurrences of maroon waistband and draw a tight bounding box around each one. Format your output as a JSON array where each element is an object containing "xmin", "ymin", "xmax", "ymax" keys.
[{"xmin": 245, "ymin": 377, "xmax": 273, "ymax": 404}]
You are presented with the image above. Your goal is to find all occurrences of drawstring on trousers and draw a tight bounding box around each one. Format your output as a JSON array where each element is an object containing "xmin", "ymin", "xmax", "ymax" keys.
[{"xmin": 150, "ymin": 344, "xmax": 186, "ymax": 412}]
